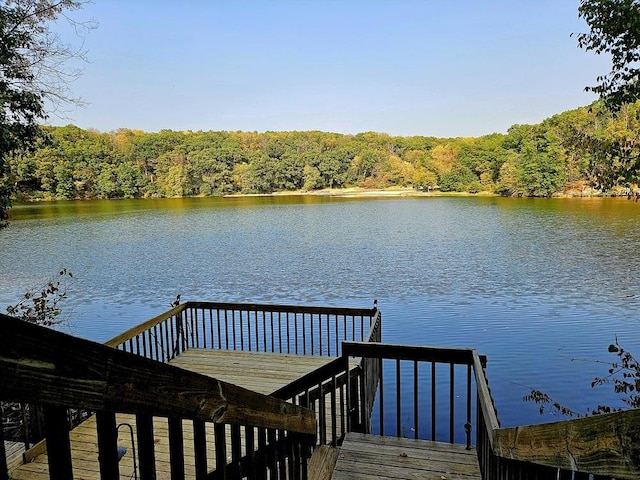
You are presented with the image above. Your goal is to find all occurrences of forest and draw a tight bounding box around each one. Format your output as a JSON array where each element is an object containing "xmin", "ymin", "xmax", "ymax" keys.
[{"xmin": 7, "ymin": 100, "xmax": 640, "ymax": 201}]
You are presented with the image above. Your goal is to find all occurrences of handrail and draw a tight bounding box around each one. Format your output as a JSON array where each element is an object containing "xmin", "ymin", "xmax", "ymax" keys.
[
  {"xmin": 105, "ymin": 301, "xmax": 380, "ymax": 360},
  {"xmin": 472, "ymin": 347, "xmax": 640, "ymax": 479},
  {"xmin": 471, "ymin": 350, "xmax": 500, "ymax": 440},
  {"xmin": 105, "ymin": 302, "xmax": 186, "ymax": 348},
  {"xmin": 106, "ymin": 302, "xmax": 379, "ymax": 348},
  {"xmin": 0, "ymin": 313, "xmax": 315, "ymax": 435},
  {"xmin": 493, "ymin": 409, "xmax": 640, "ymax": 478},
  {"xmin": 342, "ymin": 343, "xmax": 640, "ymax": 478},
  {"xmin": 342, "ymin": 342, "xmax": 480, "ymax": 446}
]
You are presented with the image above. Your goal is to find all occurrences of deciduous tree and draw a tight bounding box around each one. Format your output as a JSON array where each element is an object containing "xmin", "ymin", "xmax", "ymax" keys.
[
  {"xmin": 0, "ymin": 0, "xmax": 92, "ymax": 226},
  {"xmin": 575, "ymin": 0, "xmax": 640, "ymax": 110}
]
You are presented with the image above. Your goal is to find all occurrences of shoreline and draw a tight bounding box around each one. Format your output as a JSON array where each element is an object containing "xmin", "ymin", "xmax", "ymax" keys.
[
  {"xmin": 224, "ymin": 187, "xmax": 497, "ymax": 198},
  {"xmin": 13, "ymin": 186, "xmax": 634, "ymax": 204}
]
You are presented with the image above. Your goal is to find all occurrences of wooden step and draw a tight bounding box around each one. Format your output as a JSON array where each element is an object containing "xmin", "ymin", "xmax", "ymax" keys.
[
  {"xmin": 308, "ymin": 445, "xmax": 339, "ymax": 480},
  {"xmin": 332, "ymin": 432, "xmax": 481, "ymax": 479}
]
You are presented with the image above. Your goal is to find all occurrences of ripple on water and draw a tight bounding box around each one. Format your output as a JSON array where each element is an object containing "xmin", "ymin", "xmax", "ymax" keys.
[{"xmin": 1, "ymin": 196, "xmax": 639, "ymax": 426}]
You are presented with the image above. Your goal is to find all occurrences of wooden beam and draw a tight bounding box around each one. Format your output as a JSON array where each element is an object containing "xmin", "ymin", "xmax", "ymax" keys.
[
  {"xmin": 105, "ymin": 304, "xmax": 185, "ymax": 348},
  {"xmin": 493, "ymin": 409, "xmax": 640, "ymax": 478},
  {"xmin": 472, "ymin": 351, "xmax": 499, "ymax": 448},
  {"xmin": 342, "ymin": 341, "xmax": 476, "ymax": 365},
  {"xmin": 0, "ymin": 313, "xmax": 315, "ymax": 435},
  {"xmin": 185, "ymin": 301, "xmax": 378, "ymax": 318}
]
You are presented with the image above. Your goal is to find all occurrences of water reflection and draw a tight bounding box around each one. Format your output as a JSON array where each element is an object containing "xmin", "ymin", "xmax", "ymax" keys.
[{"xmin": 1, "ymin": 195, "xmax": 639, "ymax": 427}]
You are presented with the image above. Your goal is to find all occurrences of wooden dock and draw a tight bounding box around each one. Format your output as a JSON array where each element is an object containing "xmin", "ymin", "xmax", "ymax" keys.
[
  {"xmin": 6, "ymin": 302, "xmax": 636, "ymax": 480},
  {"xmin": 170, "ymin": 349, "xmax": 338, "ymax": 395}
]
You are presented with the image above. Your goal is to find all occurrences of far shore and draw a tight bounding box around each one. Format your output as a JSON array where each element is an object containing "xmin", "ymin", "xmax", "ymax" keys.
[
  {"xmin": 14, "ymin": 185, "xmax": 632, "ymax": 204},
  {"xmin": 224, "ymin": 186, "xmax": 615, "ymax": 199},
  {"xmin": 224, "ymin": 187, "xmax": 498, "ymax": 198}
]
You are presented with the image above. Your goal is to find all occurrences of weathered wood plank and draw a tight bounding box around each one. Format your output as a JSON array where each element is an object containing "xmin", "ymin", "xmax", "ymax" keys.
[
  {"xmin": 493, "ymin": 408, "xmax": 640, "ymax": 478},
  {"xmin": 332, "ymin": 432, "xmax": 481, "ymax": 480},
  {"xmin": 0, "ymin": 313, "xmax": 315, "ymax": 435},
  {"xmin": 12, "ymin": 414, "xmax": 223, "ymax": 480},
  {"xmin": 11, "ymin": 350, "xmax": 334, "ymax": 480},
  {"xmin": 171, "ymin": 349, "xmax": 340, "ymax": 396},
  {"xmin": 10, "ymin": 349, "xmax": 335, "ymax": 480},
  {"xmin": 307, "ymin": 445, "xmax": 338, "ymax": 480},
  {"xmin": 3, "ymin": 440, "xmax": 25, "ymax": 473}
]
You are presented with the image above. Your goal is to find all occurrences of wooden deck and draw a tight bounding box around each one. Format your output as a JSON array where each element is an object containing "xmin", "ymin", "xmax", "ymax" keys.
[
  {"xmin": 4, "ymin": 441, "xmax": 26, "ymax": 472},
  {"xmin": 171, "ymin": 349, "xmax": 337, "ymax": 395},
  {"xmin": 9, "ymin": 350, "xmax": 337, "ymax": 480},
  {"xmin": 332, "ymin": 432, "xmax": 481, "ymax": 480}
]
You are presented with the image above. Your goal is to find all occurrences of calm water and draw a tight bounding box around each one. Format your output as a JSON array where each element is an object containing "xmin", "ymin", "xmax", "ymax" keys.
[{"xmin": 1, "ymin": 195, "xmax": 639, "ymax": 428}]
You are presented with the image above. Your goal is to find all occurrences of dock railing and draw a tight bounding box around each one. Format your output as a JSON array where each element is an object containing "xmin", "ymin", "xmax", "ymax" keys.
[
  {"xmin": 106, "ymin": 301, "xmax": 381, "ymax": 360},
  {"xmin": 474, "ymin": 349, "xmax": 640, "ymax": 479},
  {"xmin": 338, "ymin": 342, "xmax": 640, "ymax": 480},
  {"xmin": 342, "ymin": 342, "xmax": 482, "ymax": 447},
  {"xmin": 4, "ymin": 300, "xmax": 639, "ymax": 479},
  {"xmin": 0, "ymin": 312, "xmax": 316, "ymax": 480}
]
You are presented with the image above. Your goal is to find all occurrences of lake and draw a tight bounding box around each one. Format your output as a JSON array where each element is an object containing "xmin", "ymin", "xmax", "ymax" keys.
[{"xmin": 1, "ymin": 195, "xmax": 639, "ymax": 428}]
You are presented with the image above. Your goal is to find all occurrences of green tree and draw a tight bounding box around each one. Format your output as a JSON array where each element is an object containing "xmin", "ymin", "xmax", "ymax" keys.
[
  {"xmin": 245, "ymin": 152, "xmax": 275, "ymax": 193},
  {"xmin": 302, "ymin": 165, "xmax": 322, "ymax": 191},
  {"xmin": 0, "ymin": 0, "xmax": 92, "ymax": 226},
  {"xmin": 575, "ymin": 0, "xmax": 640, "ymax": 109},
  {"xmin": 574, "ymin": 1, "xmax": 640, "ymax": 189},
  {"xmin": 580, "ymin": 100, "xmax": 640, "ymax": 190},
  {"xmin": 501, "ymin": 125, "xmax": 567, "ymax": 197},
  {"xmin": 412, "ymin": 166, "xmax": 438, "ymax": 190},
  {"xmin": 497, "ymin": 154, "xmax": 525, "ymax": 196},
  {"xmin": 439, "ymin": 164, "xmax": 478, "ymax": 192}
]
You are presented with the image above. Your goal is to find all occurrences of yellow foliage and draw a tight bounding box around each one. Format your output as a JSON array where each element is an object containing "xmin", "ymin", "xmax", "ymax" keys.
[{"xmin": 429, "ymin": 144, "xmax": 460, "ymax": 176}]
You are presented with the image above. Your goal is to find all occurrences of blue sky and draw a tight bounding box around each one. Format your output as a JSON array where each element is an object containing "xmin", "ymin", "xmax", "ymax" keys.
[{"xmin": 51, "ymin": 1, "xmax": 610, "ymax": 137}]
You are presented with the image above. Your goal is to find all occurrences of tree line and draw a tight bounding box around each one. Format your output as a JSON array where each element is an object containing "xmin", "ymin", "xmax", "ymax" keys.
[{"xmin": 5, "ymin": 100, "xmax": 637, "ymax": 201}]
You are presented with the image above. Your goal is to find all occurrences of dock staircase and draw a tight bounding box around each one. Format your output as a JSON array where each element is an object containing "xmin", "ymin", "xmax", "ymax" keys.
[{"xmin": 2, "ymin": 302, "xmax": 639, "ymax": 479}]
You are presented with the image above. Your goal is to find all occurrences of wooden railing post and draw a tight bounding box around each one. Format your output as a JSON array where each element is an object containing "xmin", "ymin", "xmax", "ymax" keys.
[
  {"xmin": 214, "ymin": 423, "xmax": 227, "ymax": 479},
  {"xmin": 193, "ymin": 419, "xmax": 208, "ymax": 480},
  {"xmin": 136, "ymin": 413, "xmax": 157, "ymax": 480},
  {"xmin": 96, "ymin": 410, "xmax": 120, "ymax": 480},
  {"xmin": 168, "ymin": 417, "xmax": 185, "ymax": 480},
  {"xmin": 43, "ymin": 405, "xmax": 73, "ymax": 480}
]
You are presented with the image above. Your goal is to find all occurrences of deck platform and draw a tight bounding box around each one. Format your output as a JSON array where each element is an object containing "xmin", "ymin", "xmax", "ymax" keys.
[
  {"xmin": 170, "ymin": 349, "xmax": 336, "ymax": 395},
  {"xmin": 332, "ymin": 432, "xmax": 481, "ymax": 480}
]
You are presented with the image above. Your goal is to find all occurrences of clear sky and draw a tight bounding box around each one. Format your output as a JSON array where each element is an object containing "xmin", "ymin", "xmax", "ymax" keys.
[{"xmin": 50, "ymin": 0, "xmax": 610, "ymax": 138}]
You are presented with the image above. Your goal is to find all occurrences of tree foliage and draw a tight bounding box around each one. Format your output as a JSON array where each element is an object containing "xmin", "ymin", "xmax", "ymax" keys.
[
  {"xmin": 5, "ymin": 101, "xmax": 640, "ymax": 202},
  {"xmin": 573, "ymin": 0, "xmax": 640, "ymax": 189},
  {"xmin": 0, "ymin": 0, "xmax": 92, "ymax": 226},
  {"xmin": 5, "ymin": 268, "xmax": 73, "ymax": 326},
  {"xmin": 575, "ymin": 0, "xmax": 640, "ymax": 110},
  {"xmin": 524, "ymin": 338, "xmax": 640, "ymax": 417}
]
